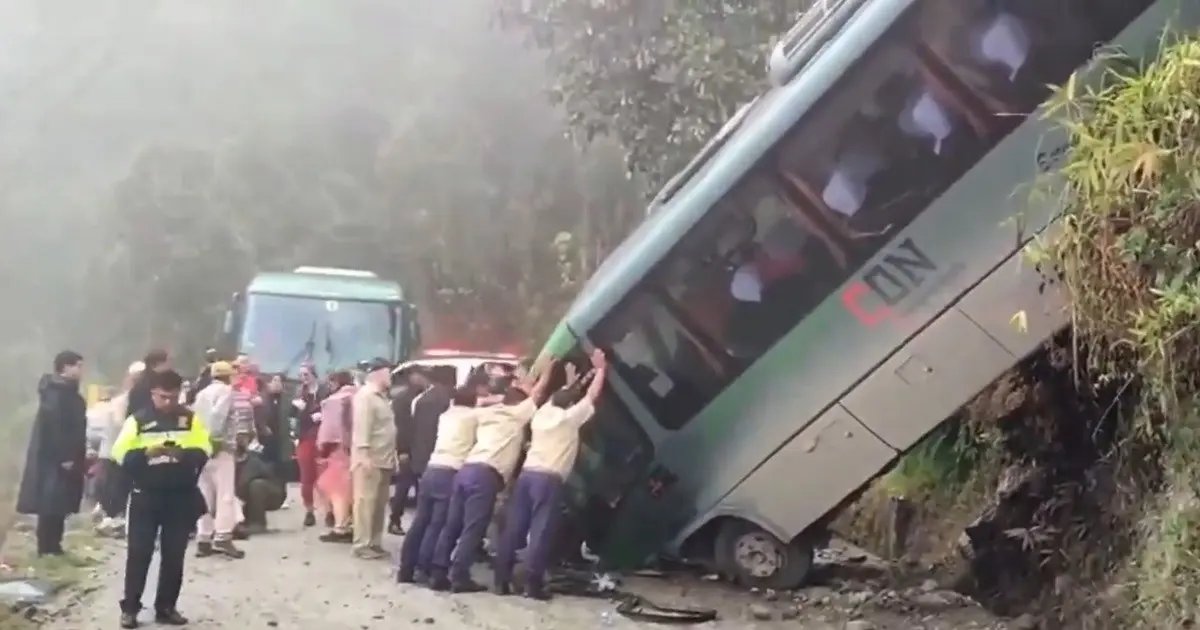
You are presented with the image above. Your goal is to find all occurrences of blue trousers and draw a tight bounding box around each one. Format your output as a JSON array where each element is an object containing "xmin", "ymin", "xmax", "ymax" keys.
[
  {"xmin": 397, "ymin": 466, "xmax": 456, "ymax": 577},
  {"xmin": 492, "ymin": 470, "xmax": 564, "ymax": 589},
  {"xmin": 431, "ymin": 463, "xmax": 503, "ymax": 584}
]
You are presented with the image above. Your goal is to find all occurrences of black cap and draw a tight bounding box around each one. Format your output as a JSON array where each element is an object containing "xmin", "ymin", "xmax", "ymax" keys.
[{"xmin": 363, "ymin": 357, "xmax": 392, "ymax": 373}]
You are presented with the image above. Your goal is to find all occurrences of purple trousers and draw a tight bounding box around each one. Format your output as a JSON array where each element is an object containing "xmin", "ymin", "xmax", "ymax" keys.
[
  {"xmin": 397, "ymin": 466, "xmax": 456, "ymax": 578},
  {"xmin": 492, "ymin": 470, "xmax": 565, "ymax": 589},
  {"xmin": 431, "ymin": 463, "xmax": 503, "ymax": 584}
]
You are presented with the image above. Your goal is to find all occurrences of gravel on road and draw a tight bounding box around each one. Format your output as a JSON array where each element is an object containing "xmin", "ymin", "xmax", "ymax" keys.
[{"xmin": 39, "ymin": 501, "xmax": 1020, "ymax": 630}]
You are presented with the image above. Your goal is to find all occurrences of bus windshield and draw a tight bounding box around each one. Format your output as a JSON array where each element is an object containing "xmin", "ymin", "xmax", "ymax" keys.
[
  {"xmin": 564, "ymin": 387, "xmax": 654, "ymax": 547},
  {"xmin": 240, "ymin": 293, "xmax": 397, "ymax": 378}
]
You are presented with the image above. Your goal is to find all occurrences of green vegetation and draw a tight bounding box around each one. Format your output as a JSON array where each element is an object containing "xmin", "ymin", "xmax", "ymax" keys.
[
  {"xmin": 842, "ymin": 31, "xmax": 1200, "ymax": 627},
  {"xmin": 1042, "ymin": 32, "xmax": 1200, "ymax": 627},
  {"xmin": 840, "ymin": 414, "xmax": 1005, "ymax": 565},
  {"xmin": 0, "ymin": 404, "xmax": 101, "ymax": 629},
  {"xmin": 0, "ymin": 524, "xmax": 104, "ymax": 630},
  {"xmin": 0, "ymin": 404, "xmax": 36, "ymax": 554}
]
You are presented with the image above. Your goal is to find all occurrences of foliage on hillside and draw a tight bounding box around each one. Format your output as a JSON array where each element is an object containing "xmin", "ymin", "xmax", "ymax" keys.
[
  {"xmin": 1041, "ymin": 33, "xmax": 1200, "ymax": 627},
  {"xmin": 495, "ymin": 0, "xmax": 813, "ymax": 189}
]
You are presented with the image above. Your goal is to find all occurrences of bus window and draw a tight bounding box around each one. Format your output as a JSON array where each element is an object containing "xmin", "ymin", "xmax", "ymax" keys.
[
  {"xmin": 919, "ymin": 0, "xmax": 1153, "ymax": 134},
  {"xmin": 635, "ymin": 0, "xmax": 1155, "ymax": 377},
  {"xmin": 566, "ymin": 387, "xmax": 655, "ymax": 545},
  {"xmin": 773, "ymin": 12, "xmax": 994, "ymax": 250},
  {"xmin": 593, "ymin": 293, "xmax": 727, "ymax": 430},
  {"xmin": 662, "ymin": 177, "xmax": 841, "ymax": 361}
]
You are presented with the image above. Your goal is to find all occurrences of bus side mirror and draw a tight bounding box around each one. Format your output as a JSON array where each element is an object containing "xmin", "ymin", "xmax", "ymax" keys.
[{"xmin": 222, "ymin": 310, "xmax": 234, "ymax": 334}]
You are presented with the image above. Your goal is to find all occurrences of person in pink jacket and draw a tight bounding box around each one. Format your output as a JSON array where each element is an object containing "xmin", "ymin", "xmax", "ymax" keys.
[{"xmin": 316, "ymin": 372, "xmax": 357, "ymax": 543}]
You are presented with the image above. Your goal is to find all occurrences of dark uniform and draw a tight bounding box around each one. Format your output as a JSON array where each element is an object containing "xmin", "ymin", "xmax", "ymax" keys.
[{"xmin": 111, "ymin": 402, "xmax": 212, "ymax": 628}]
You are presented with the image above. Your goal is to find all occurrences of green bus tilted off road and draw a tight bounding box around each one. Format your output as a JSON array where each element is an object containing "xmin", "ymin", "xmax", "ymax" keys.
[{"xmin": 534, "ymin": 0, "xmax": 1196, "ymax": 590}]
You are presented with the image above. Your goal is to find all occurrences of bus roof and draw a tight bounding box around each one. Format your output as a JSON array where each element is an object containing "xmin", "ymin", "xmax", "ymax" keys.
[
  {"xmin": 560, "ymin": 0, "xmax": 906, "ymax": 333},
  {"xmin": 247, "ymin": 271, "xmax": 404, "ymax": 302}
]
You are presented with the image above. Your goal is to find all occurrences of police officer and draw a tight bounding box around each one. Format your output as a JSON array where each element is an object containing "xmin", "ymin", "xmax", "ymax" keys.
[{"xmin": 110, "ymin": 369, "xmax": 212, "ymax": 628}]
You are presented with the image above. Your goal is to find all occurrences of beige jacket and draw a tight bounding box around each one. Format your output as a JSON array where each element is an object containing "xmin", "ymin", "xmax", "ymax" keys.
[{"xmin": 351, "ymin": 382, "xmax": 397, "ymax": 470}]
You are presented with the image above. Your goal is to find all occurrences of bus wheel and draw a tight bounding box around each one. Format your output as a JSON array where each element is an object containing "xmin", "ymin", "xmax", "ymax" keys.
[{"xmin": 715, "ymin": 520, "xmax": 814, "ymax": 590}]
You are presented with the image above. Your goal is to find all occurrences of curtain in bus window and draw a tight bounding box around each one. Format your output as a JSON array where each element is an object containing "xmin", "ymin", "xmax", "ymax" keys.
[
  {"xmin": 976, "ymin": 14, "xmax": 1030, "ymax": 81},
  {"xmin": 822, "ymin": 144, "xmax": 886, "ymax": 218},
  {"xmin": 899, "ymin": 90, "xmax": 954, "ymax": 155},
  {"xmin": 729, "ymin": 265, "xmax": 763, "ymax": 303}
]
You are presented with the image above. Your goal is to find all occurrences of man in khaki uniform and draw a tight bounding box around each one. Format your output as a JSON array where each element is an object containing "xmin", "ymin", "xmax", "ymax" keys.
[{"xmin": 351, "ymin": 358, "xmax": 397, "ymax": 560}]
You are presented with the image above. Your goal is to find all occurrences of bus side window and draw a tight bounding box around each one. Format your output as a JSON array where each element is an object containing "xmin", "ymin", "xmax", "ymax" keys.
[
  {"xmin": 918, "ymin": 0, "xmax": 1154, "ymax": 133},
  {"xmin": 593, "ymin": 293, "xmax": 727, "ymax": 430},
  {"xmin": 773, "ymin": 9, "xmax": 994, "ymax": 254},
  {"xmin": 650, "ymin": 174, "xmax": 847, "ymax": 366}
]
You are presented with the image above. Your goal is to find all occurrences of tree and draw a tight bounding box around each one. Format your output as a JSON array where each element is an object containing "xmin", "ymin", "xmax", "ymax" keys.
[
  {"xmin": 2, "ymin": 0, "xmax": 656, "ymax": 383},
  {"xmin": 496, "ymin": 0, "xmax": 815, "ymax": 190}
]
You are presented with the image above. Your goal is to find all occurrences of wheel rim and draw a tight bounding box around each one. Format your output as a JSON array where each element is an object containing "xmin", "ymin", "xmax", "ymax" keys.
[{"xmin": 733, "ymin": 531, "xmax": 784, "ymax": 578}]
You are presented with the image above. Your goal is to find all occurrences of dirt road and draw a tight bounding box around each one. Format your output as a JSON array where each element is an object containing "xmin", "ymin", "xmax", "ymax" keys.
[{"xmin": 42, "ymin": 501, "xmax": 1019, "ymax": 630}]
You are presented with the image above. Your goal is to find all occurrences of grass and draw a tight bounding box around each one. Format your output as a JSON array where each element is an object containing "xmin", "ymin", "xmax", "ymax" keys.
[
  {"xmin": 837, "ymin": 420, "xmax": 1003, "ymax": 564},
  {"xmin": 0, "ymin": 402, "xmax": 104, "ymax": 629},
  {"xmin": 1118, "ymin": 412, "xmax": 1200, "ymax": 626},
  {"xmin": 1035, "ymin": 31, "xmax": 1200, "ymax": 628},
  {"xmin": 843, "ymin": 35, "xmax": 1200, "ymax": 626},
  {"xmin": 0, "ymin": 517, "xmax": 105, "ymax": 629}
]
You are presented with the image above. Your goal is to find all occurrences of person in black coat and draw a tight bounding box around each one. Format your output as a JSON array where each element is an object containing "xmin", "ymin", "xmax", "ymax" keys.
[
  {"xmin": 387, "ymin": 367, "xmax": 428, "ymax": 535},
  {"xmin": 392, "ymin": 367, "xmax": 454, "ymax": 534},
  {"xmin": 127, "ymin": 349, "xmax": 171, "ymax": 418},
  {"xmin": 17, "ymin": 350, "xmax": 89, "ymax": 556},
  {"xmin": 410, "ymin": 367, "xmax": 454, "ymax": 477},
  {"xmin": 256, "ymin": 373, "xmax": 286, "ymax": 467}
]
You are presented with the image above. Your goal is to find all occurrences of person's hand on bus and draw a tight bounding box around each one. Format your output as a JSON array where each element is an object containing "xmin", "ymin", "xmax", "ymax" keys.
[
  {"xmin": 528, "ymin": 359, "xmax": 556, "ymax": 402},
  {"xmin": 589, "ymin": 348, "xmax": 607, "ymax": 371},
  {"xmin": 563, "ymin": 363, "xmax": 581, "ymax": 388},
  {"xmin": 583, "ymin": 350, "xmax": 608, "ymax": 404}
]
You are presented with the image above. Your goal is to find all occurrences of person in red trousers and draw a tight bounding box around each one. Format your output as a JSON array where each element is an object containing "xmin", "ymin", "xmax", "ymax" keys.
[{"xmin": 290, "ymin": 364, "xmax": 328, "ymax": 527}]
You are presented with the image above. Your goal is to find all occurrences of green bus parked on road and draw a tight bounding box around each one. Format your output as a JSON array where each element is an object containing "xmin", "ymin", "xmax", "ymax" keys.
[
  {"xmin": 536, "ymin": 0, "xmax": 1193, "ymax": 590},
  {"xmin": 221, "ymin": 266, "xmax": 421, "ymax": 378}
]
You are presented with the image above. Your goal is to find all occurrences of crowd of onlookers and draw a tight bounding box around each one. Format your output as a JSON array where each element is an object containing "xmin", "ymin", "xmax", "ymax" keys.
[
  {"xmin": 83, "ymin": 349, "xmax": 289, "ymax": 550},
  {"xmin": 19, "ymin": 344, "xmax": 609, "ymax": 627}
]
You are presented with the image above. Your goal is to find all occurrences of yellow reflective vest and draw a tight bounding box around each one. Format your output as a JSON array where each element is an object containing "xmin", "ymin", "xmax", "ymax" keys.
[{"xmin": 111, "ymin": 407, "xmax": 212, "ymax": 492}]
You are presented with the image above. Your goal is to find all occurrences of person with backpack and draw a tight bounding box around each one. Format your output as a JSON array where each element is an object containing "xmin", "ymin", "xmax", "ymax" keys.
[{"xmin": 192, "ymin": 361, "xmax": 244, "ymax": 559}]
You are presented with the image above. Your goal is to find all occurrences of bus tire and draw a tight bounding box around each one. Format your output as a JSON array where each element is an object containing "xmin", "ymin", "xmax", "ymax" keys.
[{"xmin": 715, "ymin": 520, "xmax": 814, "ymax": 590}]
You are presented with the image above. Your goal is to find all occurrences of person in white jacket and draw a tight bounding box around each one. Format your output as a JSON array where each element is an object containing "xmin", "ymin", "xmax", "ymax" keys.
[
  {"xmin": 94, "ymin": 362, "xmax": 144, "ymax": 537},
  {"xmin": 191, "ymin": 361, "xmax": 245, "ymax": 559}
]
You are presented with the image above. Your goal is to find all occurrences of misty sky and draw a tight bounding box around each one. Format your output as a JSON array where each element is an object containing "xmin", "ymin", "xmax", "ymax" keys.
[{"xmin": 0, "ymin": 0, "xmax": 538, "ymax": 207}]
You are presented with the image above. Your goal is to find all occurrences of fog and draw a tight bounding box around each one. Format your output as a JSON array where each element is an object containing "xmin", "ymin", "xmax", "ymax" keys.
[{"xmin": 0, "ymin": 0, "xmax": 641, "ymax": 398}]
